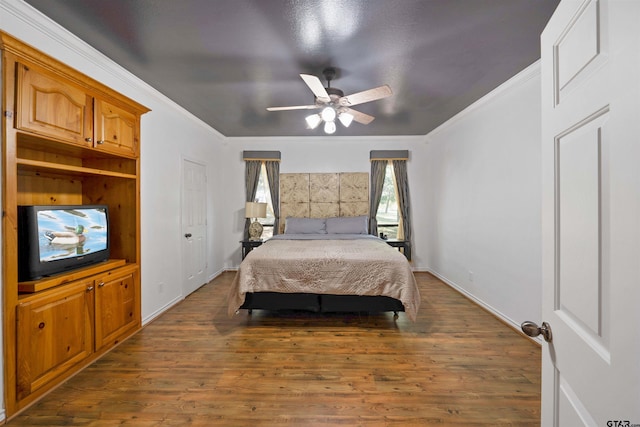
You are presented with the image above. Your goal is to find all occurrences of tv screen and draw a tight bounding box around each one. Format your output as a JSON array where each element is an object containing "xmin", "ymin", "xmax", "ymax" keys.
[
  {"xmin": 18, "ymin": 205, "xmax": 110, "ymax": 281},
  {"xmin": 38, "ymin": 207, "xmax": 108, "ymax": 261}
]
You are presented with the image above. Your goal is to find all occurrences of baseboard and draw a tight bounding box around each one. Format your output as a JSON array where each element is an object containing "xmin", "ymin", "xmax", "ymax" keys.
[
  {"xmin": 207, "ymin": 268, "xmax": 227, "ymax": 282},
  {"xmin": 143, "ymin": 269, "xmax": 229, "ymax": 326},
  {"xmin": 142, "ymin": 295, "xmax": 183, "ymax": 326},
  {"xmin": 427, "ymin": 269, "xmax": 542, "ymax": 345}
]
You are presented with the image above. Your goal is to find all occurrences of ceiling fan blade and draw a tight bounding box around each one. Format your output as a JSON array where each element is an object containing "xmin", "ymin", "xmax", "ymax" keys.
[
  {"xmin": 343, "ymin": 107, "xmax": 375, "ymax": 125},
  {"xmin": 266, "ymin": 105, "xmax": 319, "ymax": 111},
  {"xmin": 300, "ymin": 74, "xmax": 331, "ymax": 102},
  {"xmin": 339, "ymin": 84, "xmax": 392, "ymax": 107}
]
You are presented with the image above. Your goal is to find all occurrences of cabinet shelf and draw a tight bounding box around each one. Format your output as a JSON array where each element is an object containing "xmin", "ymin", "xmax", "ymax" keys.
[
  {"xmin": 18, "ymin": 259, "xmax": 127, "ymax": 294},
  {"xmin": 17, "ymin": 158, "xmax": 137, "ymax": 179}
]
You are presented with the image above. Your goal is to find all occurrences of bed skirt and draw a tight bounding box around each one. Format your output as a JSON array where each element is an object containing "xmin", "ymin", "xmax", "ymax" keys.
[{"xmin": 239, "ymin": 292, "xmax": 405, "ymax": 314}]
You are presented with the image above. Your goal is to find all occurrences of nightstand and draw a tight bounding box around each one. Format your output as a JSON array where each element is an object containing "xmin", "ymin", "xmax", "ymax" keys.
[
  {"xmin": 241, "ymin": 240, "xmax": 263, "ymax": 260},
  {"xmin": 385, "ymin": 239, "xmax": 411, "ymax": 260}
]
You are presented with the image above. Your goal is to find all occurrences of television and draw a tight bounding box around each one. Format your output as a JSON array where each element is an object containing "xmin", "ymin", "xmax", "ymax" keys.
[{"xmin": 18, "ymin": 205, "xmax": 110, "ymax": 281}]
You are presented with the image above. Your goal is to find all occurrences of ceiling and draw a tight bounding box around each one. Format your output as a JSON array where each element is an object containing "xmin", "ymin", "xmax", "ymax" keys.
[{"xmin": 24, "ymin": 0, "xmax": 559, "ymax": 138}]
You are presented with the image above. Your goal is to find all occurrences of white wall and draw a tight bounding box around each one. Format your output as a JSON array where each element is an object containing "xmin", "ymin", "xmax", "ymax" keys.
[
  {"xmin": 220, "ymin": 136, "xmax": 428, "ymax": 268},
  {"xmin": 0, "ymin": 0, "xmax": 227, "ymax": 328},
  {"xmin": 423, "ymin": 63, "xmax": 542, "ymax": 329},
  {"xmin": 139, "ymin": 106, "xmax": 226, "ymax": 322}
]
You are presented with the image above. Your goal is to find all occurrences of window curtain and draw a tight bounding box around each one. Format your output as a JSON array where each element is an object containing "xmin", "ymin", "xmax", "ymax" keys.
[
  {"xmin": 244, "ymin": 160, "xmax": 262, "ymax": 239},
  {"xmin": 265, "ymin": 160, "xmax": 280, "ymax": 235},
  {"xmin": 392, "ymin": 159, "xmax": 412, "ymax": 248},
  {"xmin": 369, "ymin": 160, "xmax": 387, "ymax": 235}
]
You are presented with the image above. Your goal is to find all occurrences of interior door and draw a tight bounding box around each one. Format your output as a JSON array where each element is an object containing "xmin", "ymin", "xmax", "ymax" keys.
[
  {"xmin": 182, "ymin": 159, "xmax": 207, "ymax": 296},
  {"xmin": 538, "ymin": 0, "xmax": 640, "ymax": 424}
]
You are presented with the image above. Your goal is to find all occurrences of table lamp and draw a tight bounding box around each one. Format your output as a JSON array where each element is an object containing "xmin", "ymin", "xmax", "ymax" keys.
[{"xmin": 245, "ymin": 202, "xmax": 267, "ymax": 241}]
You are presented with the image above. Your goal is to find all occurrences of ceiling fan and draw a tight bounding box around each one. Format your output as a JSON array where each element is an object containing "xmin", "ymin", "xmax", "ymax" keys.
[{"xmin": 266, "ymin": 67, "xmax": 392, "ymax": 134}]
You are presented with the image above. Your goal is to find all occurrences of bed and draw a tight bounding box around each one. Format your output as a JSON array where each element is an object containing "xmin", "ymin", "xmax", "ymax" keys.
[{"xmin": 228, "ymin": 216, "xmax": 420, "ymax": 320}]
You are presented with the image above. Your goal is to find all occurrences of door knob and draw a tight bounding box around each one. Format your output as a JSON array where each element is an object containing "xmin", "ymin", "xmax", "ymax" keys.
[
  {"xmin": 521, "ymin": 321, "xmax": 552, "ymax": 342},
  {"xmin": 185, "ymin": 233, "xmax": 192, "ymax": 238}
]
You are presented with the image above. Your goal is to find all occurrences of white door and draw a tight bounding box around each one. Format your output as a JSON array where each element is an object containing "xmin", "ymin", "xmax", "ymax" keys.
[
  {"xmin": 537, "ymin": 0, "xmax": 640, "ymax": 425},
  {"xmin": 182, "ymin": 159, "xmax": 207, "ymax": 296}
]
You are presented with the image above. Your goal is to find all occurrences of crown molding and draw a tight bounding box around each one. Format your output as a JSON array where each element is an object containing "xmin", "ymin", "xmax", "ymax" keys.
[
  {"xmin": 0, "ymin": 0, "xmax": 224, "ymax": 139},
  {"xmin": 426, "ymin": 61, "xmax": 541, "ymax": 140},
  {"xmin": 228, "ymin": 134, "xmax": 426, "ymax": 144}
]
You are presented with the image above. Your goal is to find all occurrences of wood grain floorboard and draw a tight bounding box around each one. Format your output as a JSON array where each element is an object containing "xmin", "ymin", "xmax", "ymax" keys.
[{"xmin": 7, "ymin": 272, "xmax": 541, "ymax": 426}]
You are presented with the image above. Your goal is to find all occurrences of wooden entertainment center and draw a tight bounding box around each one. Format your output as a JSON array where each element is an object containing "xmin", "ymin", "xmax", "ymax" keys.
[{"xmin": 1, "ymin": 32, "xmax": 149, "ymax": 416}]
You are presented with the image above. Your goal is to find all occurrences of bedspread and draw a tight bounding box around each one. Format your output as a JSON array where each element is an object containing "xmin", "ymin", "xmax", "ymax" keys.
[{"xmin": 228, "ymin": 237, "xmax": 420, "ymax": 320}]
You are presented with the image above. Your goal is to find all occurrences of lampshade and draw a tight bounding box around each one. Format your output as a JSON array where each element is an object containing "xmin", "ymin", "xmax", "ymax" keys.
[
  {"xmin": 305, "ymin": 114, "xmax": 322, "ymax": 129},
  {"xmin": 324, "ymin": 121, "xmax": 337, "ymax": 134},
  {"xmin": 338, "ymin": 112, "xmax": 354, "ymax": 127},
  {"xmin": 320, "ymin": 106, "xmax": 336, "ymax": 122},
  {"xmin": 245, "ymin": 202, "xmax": 267, "ymax": 219}
]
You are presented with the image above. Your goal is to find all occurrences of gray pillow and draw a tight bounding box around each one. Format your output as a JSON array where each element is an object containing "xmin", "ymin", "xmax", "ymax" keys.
[
  {"xmin": 284, "ymin": 217, "xmax": 327, "ymax": 234},
  {"xmin": 326, "ymin": 215, "xmax": 369, "ymax": 234}
]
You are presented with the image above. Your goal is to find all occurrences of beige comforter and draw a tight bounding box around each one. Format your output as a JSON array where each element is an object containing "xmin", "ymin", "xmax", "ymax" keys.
[{"xmin": 228, "ymin": 237, "xmax": 420, "ymax": 320}]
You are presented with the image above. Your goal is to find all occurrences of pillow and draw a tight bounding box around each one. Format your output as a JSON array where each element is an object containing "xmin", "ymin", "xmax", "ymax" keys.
[
  {"xmin": 325, "ymin": 215, "xmax": 369, "ymax": 234},
  {"xmin": 284, "ymin": 217, "xmax": 327, "ymax": 234}
]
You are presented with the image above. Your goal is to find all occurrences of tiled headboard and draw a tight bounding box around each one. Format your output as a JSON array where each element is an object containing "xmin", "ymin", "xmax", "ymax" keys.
[{"xmin": 279, "ymin": 172, "xmax": 369, "ymax": 233}]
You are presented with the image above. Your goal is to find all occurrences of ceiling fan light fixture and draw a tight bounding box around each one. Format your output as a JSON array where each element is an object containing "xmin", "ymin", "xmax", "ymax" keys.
[
  {"xmin": 267, "ymin": 69, "xmax": 392, "ymax": 134},
  {"xmin": 324, "ymin": 121, "xmax": 337, "ymax": 134},
  {"xmin": 305, "ymin": 114, "xmax": 322, "ymax": 129},
  {"xmin": 338, "ymin": 112, "xmax": 354, "ymax": 128},
  {"xmin": 320, "ymin": 106, "xmax": 337, "ymax": 122}
]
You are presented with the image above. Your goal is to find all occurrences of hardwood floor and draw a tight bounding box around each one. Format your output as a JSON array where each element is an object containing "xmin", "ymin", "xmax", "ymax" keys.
[{"xmin": 7, "ymin": 272, "xmax": 541, "ymax": 426}]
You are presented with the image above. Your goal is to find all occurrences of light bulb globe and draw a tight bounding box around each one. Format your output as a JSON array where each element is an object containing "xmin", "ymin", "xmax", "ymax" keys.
[
  {"xmin": 305, "ymin": 114, "xmax": 322, "ymax": 129},
  {"xmin": 321, "ymin": 106, "xmax": 337, "ymax": 122},
  {"xmin": 324, "ymin": 121, "xmax": 337, "ymax": 134},
  {"xmin": 338, "ymin": 112, "xmax": 354, "ymax": 127}
]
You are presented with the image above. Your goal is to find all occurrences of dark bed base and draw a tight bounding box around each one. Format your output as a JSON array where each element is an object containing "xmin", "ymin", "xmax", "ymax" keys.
[{"xmin": 239, "ymin": 292, "xmax": 405, "ymax": 317}]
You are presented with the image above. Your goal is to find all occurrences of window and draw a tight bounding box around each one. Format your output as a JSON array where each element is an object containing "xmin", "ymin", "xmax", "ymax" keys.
[
  {"xmin": 376, "ymin": 162, "xmax": 401, "ymax": 239},
  {"xmin": 254, "ymin": 163, "xmax": 275, "ymax": 239}
]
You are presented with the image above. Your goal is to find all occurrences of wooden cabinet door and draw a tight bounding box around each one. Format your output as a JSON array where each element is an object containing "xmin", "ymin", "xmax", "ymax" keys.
[
  {"xmin": 94, "ymin": 266, "xmax": 138, "ymax": 351},
  {"xmin": 16, "ymin": 279, "xmax": 94, "ymax": 400},
  {"xmin": 94, "ymin": 99, "xmax": 138, "ymax": 157},
  {"xmin": 16, "ymin": 62, "xmax": 93, "ymax": 147}
]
